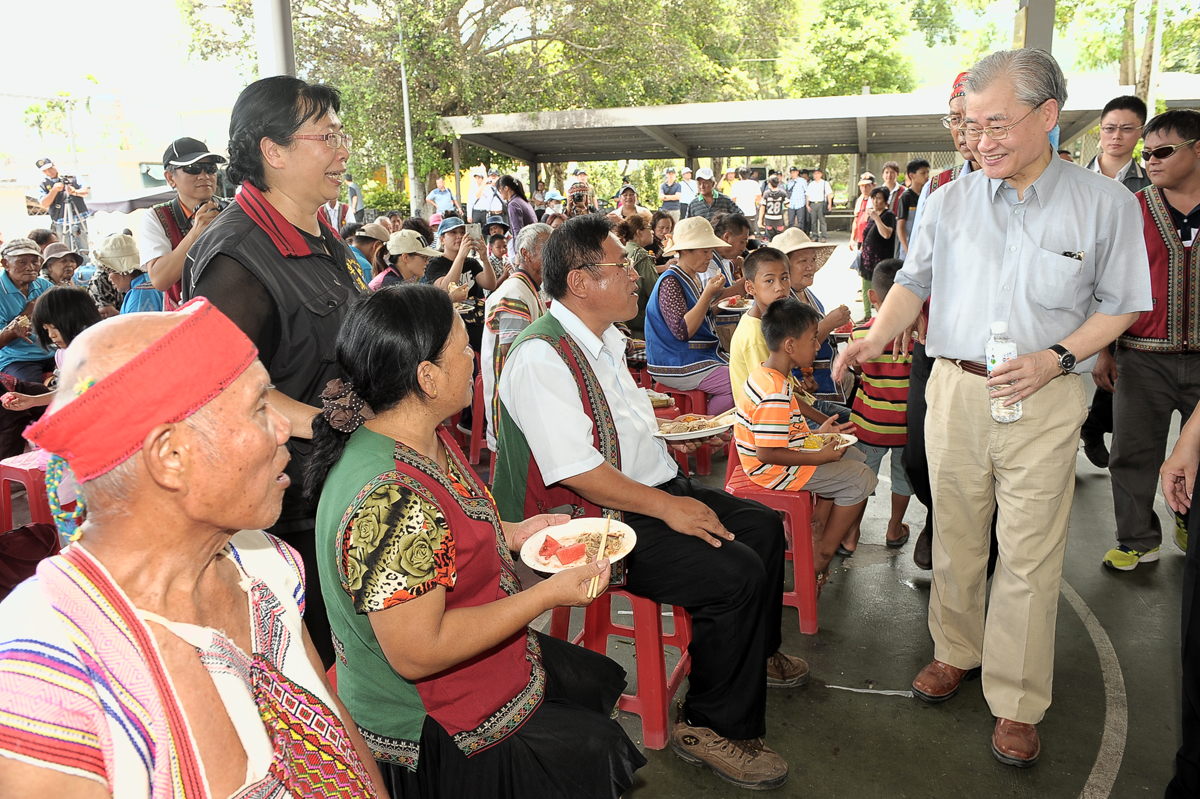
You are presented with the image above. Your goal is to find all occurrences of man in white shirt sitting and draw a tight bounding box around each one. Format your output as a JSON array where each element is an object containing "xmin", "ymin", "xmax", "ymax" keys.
[{"xmin": 492, "ymin": 214, "xmax": 808, "ymax": 791}]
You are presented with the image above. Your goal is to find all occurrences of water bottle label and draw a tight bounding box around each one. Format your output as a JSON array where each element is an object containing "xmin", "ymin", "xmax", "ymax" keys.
[{"xmin": 986, "ymin": 342, "xmax": 1017, "ymax": 375}]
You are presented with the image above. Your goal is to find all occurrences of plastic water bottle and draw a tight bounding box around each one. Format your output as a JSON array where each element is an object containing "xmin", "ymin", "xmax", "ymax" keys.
[{"xmin": 985, "ymin": 321, "xmax": 1022, "ymax": 424}]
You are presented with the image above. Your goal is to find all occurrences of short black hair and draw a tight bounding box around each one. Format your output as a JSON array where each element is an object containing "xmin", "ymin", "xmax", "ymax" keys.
[
  {"xmin": 762, "ymin": 296, "xmax": 822, "ymax": 352},
  {"xmin": 742, "ymin": 247, "xmax": 786, "ymax": 282},
  {"xmin": 905, "ymin": 158, "xmax": 930, "ymax": 176},
  {"xmin": 227, "ymin": 76, "xmax": 341, "ymax": 192},
  {"xmin": 869, "ymin": 186, "xmax": 889, "ymax": 201},
  {"xmin": 340, "ymin": 221, "xmax": 363, "ymax": 241},
  {"xmin": 344, "ymin": 172, "xmax": 353, "ymax": 181},
  {"xmin": 32, "ymin": 286, "xmax": 102, "ymax": 350},
  {"xmin": 737, "ymin": 167, "xmax": 750, "ymax": 179},
  {"xmin": 713, "ymin": 212, "xmax": 751, "ymax": 238},
  {"xmin": 27, "ymin": 229, "xmax": 56, "ymax": 249},
  {"xmin": 542, "ymin": 214, "xmax": 612, "ymax": 300},
  {"xmin": 800, "ymin": 169, "xmax": 811, "ymax": 176},
  {"xmin": 870, "ymin": 258, "xmax": 903, "ymax": 302},
  {"xmin": 1144, "ymin": 109, "xmax": 1200, "ymax": 146},
  {"xmin": 489, "ymin": 233, "xmax": 507, "ymax": 246},
  {"xmin": 386, "ymin": 210, "xmax": 403, "ymax": 219},
  {"xmin": 1102, "ymin": 95, "xmax": 1149, "ymax": 126},
  {"xmin": 401, "ymin": 217, "xmax": 434, "ymax": 245}
]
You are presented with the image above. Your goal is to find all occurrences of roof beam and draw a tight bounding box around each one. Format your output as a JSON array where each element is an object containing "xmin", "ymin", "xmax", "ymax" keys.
[
  {"xmin": 635, "ymin": 126, "xmax": 690, "ymax": 158},
  {"xmin": 1058, "ymin": 114, "xmax": 1100, "ymax": 143},
  {"xmin": 461, "ymin": 134, "xmax": 535, "ymax": 163}
]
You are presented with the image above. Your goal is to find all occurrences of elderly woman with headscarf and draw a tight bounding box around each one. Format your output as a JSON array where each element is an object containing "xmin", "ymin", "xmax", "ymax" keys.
[
  {"xmin": 306, "ymin": 285, "xmax": 644, "ymax": 797},
  {"xmin": 0, "ymin": 299, "xmax": 387, "ymax": 798}
]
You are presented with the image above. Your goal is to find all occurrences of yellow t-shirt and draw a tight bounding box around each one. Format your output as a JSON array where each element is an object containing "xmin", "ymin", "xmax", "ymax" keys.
[{"xmin": 729, "ymin": 314, "xmax": 770, "ymax": 403}]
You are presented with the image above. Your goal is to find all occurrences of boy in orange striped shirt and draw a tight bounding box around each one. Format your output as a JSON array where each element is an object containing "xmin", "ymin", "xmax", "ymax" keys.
[{"xmin": 734, "ymin": 297, "xmax": 877, "ymax": 581}]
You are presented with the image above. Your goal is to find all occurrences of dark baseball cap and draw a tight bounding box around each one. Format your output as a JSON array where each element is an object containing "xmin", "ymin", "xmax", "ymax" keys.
[
  {"xmin": 163, "ymin": 137, "xmax": 227, "ymax": 169},
  {"xmin": 573, "ymin": 168, "xmax": 588, "ymax": 176},
  {"xmin": 35, "ymin": 158, "xmax": 54, "ymax": 171}
]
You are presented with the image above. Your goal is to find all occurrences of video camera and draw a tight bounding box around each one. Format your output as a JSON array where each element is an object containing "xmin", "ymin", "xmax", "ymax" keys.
[{"xmin": 193, "ymin": 197, "xmax": 230, "ymax": 215}]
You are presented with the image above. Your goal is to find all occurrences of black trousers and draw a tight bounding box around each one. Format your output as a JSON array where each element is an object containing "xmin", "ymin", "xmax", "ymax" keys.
[
  {"xmin": 1167, "ymin": 504, "xmax": 1200, "ymax": 798},
  {"xmin": 1081, "ymin": 386, "xmax": 1113, "ymax": 442},
  {"xmin": 902, "ymin": 343, "xmax": 935, "ymax": 528},
  {"xmin": 0, "ymin": 379, "xmax": 49, "ymax": 461},
  {"xmin": 622, "ymin": 475, "xmax": 785, "ymax": 741}
]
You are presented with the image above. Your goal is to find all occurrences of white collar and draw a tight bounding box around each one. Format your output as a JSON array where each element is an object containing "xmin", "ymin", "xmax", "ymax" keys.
[{"xmin": 549, "ymin": 301, "xmax": 625, "ymax": 360}]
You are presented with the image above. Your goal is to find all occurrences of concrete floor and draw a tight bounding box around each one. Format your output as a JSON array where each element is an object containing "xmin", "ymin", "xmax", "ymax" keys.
[{"xmin": 504, "ymin": 233, "xmax": 1189, "ymax": 797}]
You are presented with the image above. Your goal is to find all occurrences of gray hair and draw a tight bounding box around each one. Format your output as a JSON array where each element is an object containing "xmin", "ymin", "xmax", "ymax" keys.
[
  {"xmin": 967, "ymin": 49, "xmax": 1067, "ymax": 117},
  {"xmin": 515, "ymin": 222, "xmax": 553, "ymax": 265}
]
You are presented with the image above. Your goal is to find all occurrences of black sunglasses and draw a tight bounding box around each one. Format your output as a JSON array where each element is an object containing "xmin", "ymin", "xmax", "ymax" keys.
[
  {"xmin": 1140, "ymin": 139, "xmax": 1198, "ymax": 163},
  {"xmin": 178, "ymin": 162, "xmax": 220, "ymax": 175}
]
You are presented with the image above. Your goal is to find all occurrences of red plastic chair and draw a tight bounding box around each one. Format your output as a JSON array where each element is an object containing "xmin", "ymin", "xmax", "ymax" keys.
[
  {"xmin": 725, "ymin": 460, "xmax": 819, "ymax": 635},
  {"xmin": 469, "ymin": 375, "xmax": 487, "ymax": 465},
  {"xmin": 550, "ymin": 590, "xmax": 692, "ymax": 750},
  {"xmin": 0, "ymin": 450, "xmax": 53, "ymax": 531},
  {"xmin": 651, "ymin": 383, "xmax": 715, "ymax": 475}
]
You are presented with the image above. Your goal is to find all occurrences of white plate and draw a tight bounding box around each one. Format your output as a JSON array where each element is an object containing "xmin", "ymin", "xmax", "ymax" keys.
[
  {"xmin": 653, "ymin": 419, "xmax": 735, "ymax": 441},
  {"xmin": 794, "ymin": 432, "xmax": 858, "ymax": 450},
  {"xmin": 520, "ymin": 518, "xmax": 637, "ymax": 573},
  {"xmin": 454, "ymin": 302, "xmax": 473, "ymax": 314},
  {"xmin": 718, "ymin": 298, "xmax": 752, "ymax": 313}
]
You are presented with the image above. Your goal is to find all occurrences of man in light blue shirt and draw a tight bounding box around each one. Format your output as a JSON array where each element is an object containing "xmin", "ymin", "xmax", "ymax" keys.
[
  {"xmin": 424, "ymin": 175, "xmax": 460, "ymax": 216},
  {"xmin": 788, "ymin": 167, "xmax": 808, "ymax": 233},
  {"xmin": 0, "ymin": 238, "xmax": 54, "ymax": 382}
]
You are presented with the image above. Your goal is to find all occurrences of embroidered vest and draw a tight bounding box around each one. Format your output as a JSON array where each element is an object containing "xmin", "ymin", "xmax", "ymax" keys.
[
  {"xmin": 645, "ymin": 265, "xmax": 727, "ymax": 379},
  {"xmin": 152, "ymin": 198, "xmax": 191, "ymax": 310},
  {"xmin": 491, "ymin": 313, "xmax": 626, "ymax": 585},
  {"xmin": 1121, "ymin": 186, "xmax": 1199, "ymax": 352}
]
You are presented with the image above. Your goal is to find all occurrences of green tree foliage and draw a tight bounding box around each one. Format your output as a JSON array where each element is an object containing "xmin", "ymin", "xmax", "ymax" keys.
[
  {"xmin": 777, "ymin": 0, "xmax": 918, "ymax": 97},
  {"xmin": 1162, "ymin": 14, "xmax": 1200, "ymax": 73}
]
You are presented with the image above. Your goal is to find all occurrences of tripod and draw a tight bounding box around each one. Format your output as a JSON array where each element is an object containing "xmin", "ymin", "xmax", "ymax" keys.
[{"xmin": 53, "ymin": 182, "xmax": 89, "ymax": 255}]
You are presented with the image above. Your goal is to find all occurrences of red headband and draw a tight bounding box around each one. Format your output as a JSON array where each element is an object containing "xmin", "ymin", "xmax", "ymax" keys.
[
  {"xmin": 951, "ymin": 71, "xmax": 970, "ymax": 102},
  {"xmin": 25, "ymin": 298, "xmax": 258, "ymax": 482}
]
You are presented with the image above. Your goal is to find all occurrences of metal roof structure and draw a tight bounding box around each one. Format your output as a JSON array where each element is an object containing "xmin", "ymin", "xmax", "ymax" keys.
[{"xmin": 442, "ymin": 82, "xmax": 1130, "ymax": 165}]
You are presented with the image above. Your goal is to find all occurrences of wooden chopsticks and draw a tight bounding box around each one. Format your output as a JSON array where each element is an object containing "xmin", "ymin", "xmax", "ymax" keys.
[{"xmin": 587, "ymin": 518, "xmax": 610, "ymax": 599}]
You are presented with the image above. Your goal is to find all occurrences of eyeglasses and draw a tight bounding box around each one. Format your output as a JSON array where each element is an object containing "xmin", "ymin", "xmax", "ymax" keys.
[
  {"xmin": 962, "ymin": 101, "xmax": 1047, "ymax": 142},
  {"xmin": 179, "ymin": 162, "xmax": 219, "ymax": 175},
  {"xmin": 1100, "ymin": 124, "xmax": 1143, "ymax": 136},
  {"xmin": 585, "ymin": 260, "xmax": 633, "ymax": 275},
  {"xmin": 940, "ymin": 114, "xmax": 964, "ymax": 130},
  {"xmin": 1141, "ymin": 139, "xmax": 1199, "ymax": 163},
  {"xmin": 293, "ymin": 132, "xmax": 353, "ymax": 150}
]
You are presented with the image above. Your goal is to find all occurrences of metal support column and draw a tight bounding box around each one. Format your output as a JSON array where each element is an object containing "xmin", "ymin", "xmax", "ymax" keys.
[
  {"xmin": 253, "ymin": 0, "xmax": 296, "ymax": 78},
  {"xmin": 1014, "ymin": 0, "xmax": 1055, "ymax": 52},
  {"xmin": 452, "ymin": 138, "xmax": 462, "ymax": 207}
]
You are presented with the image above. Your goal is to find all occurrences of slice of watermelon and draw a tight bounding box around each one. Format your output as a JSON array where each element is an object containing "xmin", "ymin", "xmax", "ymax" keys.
[
  {"xmin": 555, "ymin": 542, "xmax": 587, "ymax": 566},
  {"xmin": 538, "ymin": 535, "xmax": 561, "ymax": 559}
]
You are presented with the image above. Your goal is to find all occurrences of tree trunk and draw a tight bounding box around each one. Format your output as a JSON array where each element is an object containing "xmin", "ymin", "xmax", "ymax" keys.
[
  {"xmin": 712, "ymin": 156, "xmax": 725, "ymax": 179},
  {"xmin": 548, "ymin": 162, "xmax": 566, "ymax": 194},
  {"xmin": 1136, "ymin": 0, "xmax": 1158, "ymax": 100},
  {"xmin": 1119, "ymin": 3, "xmax": 1137, "ymax": 86}
]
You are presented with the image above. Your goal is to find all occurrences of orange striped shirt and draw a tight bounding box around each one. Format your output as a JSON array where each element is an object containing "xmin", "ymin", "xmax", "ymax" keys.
[{"xmin": 734, "ymin": 365, "xmax": 815, "ymax": 491}]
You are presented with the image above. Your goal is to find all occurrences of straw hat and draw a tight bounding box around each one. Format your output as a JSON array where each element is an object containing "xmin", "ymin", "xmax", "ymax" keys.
[
  {"xmin": 663, "ymin": 217, "xmax": 727, "ymax": 255},
  {"xmin": 92, "ymin": 233, "xmax": 141, "ymax": 274},
  {"xmin": 769, "ymin": 228, "xmax": 837, "ymax": 270}
]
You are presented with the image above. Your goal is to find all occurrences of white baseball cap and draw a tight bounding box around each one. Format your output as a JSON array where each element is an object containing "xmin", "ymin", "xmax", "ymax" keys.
[{"xmin": 695, "ymin": 167, "xmax": 714, "ymax": 180}]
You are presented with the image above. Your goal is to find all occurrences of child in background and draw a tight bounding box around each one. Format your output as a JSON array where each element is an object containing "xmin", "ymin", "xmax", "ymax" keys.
[
  {"xmin": 1, "ymin": 287, "xmax": 103, "ymax": 411},
  {"xmin": 843, "ymin": 259, "xmax": 913, "ymax": 552},
  {"xmin": 734, "ymin": 297, "xmax": 877, "ymax": 588},
  {"xmin": 487, "ymin": 233, "xmax": 512, "ymax": 282},
  {"xmin": 728, "ymin": 247, "xmax": 792, "ymax": 403}
]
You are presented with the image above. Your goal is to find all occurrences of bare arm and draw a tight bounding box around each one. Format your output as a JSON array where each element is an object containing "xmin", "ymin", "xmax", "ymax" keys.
[
  {"xmin": 871, "ymin": 211, "xmax": 894, "ymax": 239},
  {"xmin": 148, "ymin": 202, "xmax": 221, "ymax": 291},
  {"xmin": 896, "ymin": 218, "xmax": 909, "ymax": 251},
  {"xmin": 834, "ymin": 284, "xmax": 924, "ymax": 380},
  {"xmin": 269, "ymin": 388, "xmax": 318, "ymax": 439},
  {"xmin": 432, "ymin": 245, "xmax": 469, "ymax": 291},
  {"xmin": 38, "ymin": 184, "xmax": 62, "ymax": 211},
  {"xmin": 0, "ymin": 758, "xmax": 109, "ymax": 799},
  {"xmin": 756, "ymin": 442, "xmax": 842, "ymax": 467}
]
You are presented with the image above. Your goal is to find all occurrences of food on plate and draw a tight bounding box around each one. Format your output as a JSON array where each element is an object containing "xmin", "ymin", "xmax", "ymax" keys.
[
  {"xmin": 534, "ymin": 530, "xmax": 628, "ymax": 569},
  {"xmin": 539, "ymin": 535, "xmax": 561, "ymax": 559},
  {"xmin": 800, "ymin": 434, "xmax": 837, "ymax": 450},
  {"xmin": 645, "ymin": 389, "xmax": 675, "ymax": 409},
  {"xmin": 724, "ymin": 297, "xmax": 750, "ymax": 309},
  {"xmin": 658, "ymin": 412, "xmax": 734, "ymax": 435},
  {"xmin": 556, "ymin": 542, "xmax": 587, "ymax": 565}
]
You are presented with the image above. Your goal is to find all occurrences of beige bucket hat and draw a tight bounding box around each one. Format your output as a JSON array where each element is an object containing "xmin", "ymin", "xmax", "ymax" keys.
[
  {"xmin": 663, "ymin": 217, "xmax": 728, "ymax": 255},
  {"xmin": 92, "ymin": 233, "xmax": 141, "ymax": 274},
  {"xmin": 769, "ymin": 228, "xmax": 838, "ymax": 270}
]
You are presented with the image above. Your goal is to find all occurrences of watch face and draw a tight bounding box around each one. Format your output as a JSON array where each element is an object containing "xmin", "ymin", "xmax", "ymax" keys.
[{"xmin": 1060, "ymin": 352, "xmax": 1077, "ymax": 371}]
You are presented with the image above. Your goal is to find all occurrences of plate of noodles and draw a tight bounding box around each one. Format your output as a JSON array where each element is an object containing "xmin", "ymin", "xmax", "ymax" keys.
[
  {"xmin": 520, "ymin": 518, "xmax": 637, "ymax": 574},
  {"xmin": 794, "ymin": 432, "xmax": 857, "ymax": 451},
  {"xmin": 653, "ymin": 411, "xmax": 736, "ymax": 441}
]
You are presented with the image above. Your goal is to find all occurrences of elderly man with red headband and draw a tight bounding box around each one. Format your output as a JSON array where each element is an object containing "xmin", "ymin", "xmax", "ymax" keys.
[{"xmin": 0, "ymin": 300, "xmax": 386, "ymax": 798}]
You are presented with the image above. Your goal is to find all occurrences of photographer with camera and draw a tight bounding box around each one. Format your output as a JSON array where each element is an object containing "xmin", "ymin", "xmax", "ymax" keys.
[
  {"xmin": 140, "ymin": 138, "xmax": 228, "ymax": 310},
  {"xmin": 35, "ymin": 158, "xmax": 90, "ymax": 251}
]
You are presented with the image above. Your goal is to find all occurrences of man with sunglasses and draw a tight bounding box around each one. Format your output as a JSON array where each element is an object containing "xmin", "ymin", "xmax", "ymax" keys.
[
  {"xmin": 140, "ymin": 137, "xmax": 227, "ymax": 310},
  {"xmin": 837, "ymin": 49, "xmax": 1151, "ymax": 768},
  {"xmin": 1105, "ymin": 111, "xmax": 1200, "ymax": 576}
]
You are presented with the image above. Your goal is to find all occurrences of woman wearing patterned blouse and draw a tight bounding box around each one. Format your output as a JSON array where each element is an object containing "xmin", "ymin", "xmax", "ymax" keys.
[
  {"xmin": 306, "ymin": 284, "xmax": 645, "ymax": 798},
  {"xmin": 644, "ymin": 217, "xmax": 736, "ymax": 414}
]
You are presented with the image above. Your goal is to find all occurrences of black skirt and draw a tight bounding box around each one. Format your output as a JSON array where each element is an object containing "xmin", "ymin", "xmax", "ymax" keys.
[{"xmin": 378, "ymin": 631, "xmax": 646, "ymax": 799}]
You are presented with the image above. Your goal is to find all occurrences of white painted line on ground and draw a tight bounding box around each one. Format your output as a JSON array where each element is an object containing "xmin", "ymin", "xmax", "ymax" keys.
[
  {"xmin": 1061, "ymin": 579, "xmax": 1128, "ymax": 799},
  {"xmin": 826, "ymin": 684, "xmax": 915, "ymax": 698}
]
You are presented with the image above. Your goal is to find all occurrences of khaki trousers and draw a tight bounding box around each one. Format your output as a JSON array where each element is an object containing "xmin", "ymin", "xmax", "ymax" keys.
[{"xmin": 925, "ymin": 359, "xmax": 1087, "ymax": 724}]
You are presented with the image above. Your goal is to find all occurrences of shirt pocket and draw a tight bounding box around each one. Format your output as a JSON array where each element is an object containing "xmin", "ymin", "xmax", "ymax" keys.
[{"xmin": 1029, "ymin": 248, "xmax": 1084, "ymax": 311}]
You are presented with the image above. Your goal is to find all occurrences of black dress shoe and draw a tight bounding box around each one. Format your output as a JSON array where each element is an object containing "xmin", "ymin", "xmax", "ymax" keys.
[
  {"xmin": 913, "ymin": 526, "xmax": 932, "ymax": 570},
  {"xmin": 1082, "ymin": 436, "xmax": 1109, "ymax": 468}
]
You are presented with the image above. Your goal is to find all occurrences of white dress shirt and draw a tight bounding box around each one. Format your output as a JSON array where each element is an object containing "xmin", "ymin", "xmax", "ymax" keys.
[
  {"xmin": 498, "ymin": 302, "xmax": 679, "ymax": 488},
  {"xmin": 897, "ymin": 152, "xmax": 1152, "ymax": 370}
]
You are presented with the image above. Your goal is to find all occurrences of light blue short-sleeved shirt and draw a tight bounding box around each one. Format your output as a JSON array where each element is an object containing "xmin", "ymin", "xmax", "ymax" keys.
[
  {"xmin": 896, "ymin": 151, "xmax": 1152, "ymax": 371},
  {"xmin": 119, "ymin": 272, "xmax": 165, "ymax": 314},
  {"xmin": 0, "ymin": 272, "xmax": 52, "ymax": 371}
]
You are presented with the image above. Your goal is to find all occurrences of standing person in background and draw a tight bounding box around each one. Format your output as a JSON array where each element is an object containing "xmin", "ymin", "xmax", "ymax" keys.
[
  {"xmin": 425, "ymin": 174, "xmax": 461, "ymax": 217},
  {"xmin": 806, "ymin": 169, "xmax": 833, "ymax": 242},
  {"xmin": 617, "ymin": 184, "xmax": 652, "ymax": 219},
  {"xmin": 142, "ymin": 137, "xmax": 226, "ymax": 310},
  {"xmin": 318, "ymin": 195, "xmax": 349, "ymax": 231},
  {"xmin": 477, "ymin": 169, "xmax": 505, "ymax": 222},
  {"xmin": 678, "ymin": 166, "xmax": 698, "ymax": 219},
  {"xmin": 731, "ymin": 168, "xmax": 763, "ymax": 234},
  {"xmin": 856, "ymin": 187, "xmax": 895, "ymax": 322},
  {"xmin": 688, "ymin": 167, "xmax": 739, "ymax": 223},
  {"xmin": 35, "ymin": 158, "xmax": 90, "ymax": 251},
  {"xmin": 1081, "ymin": 95, "xmax": 1153, "ymax": 470},
  {"xmin": 881, "ymin": 161, "xmax": 904, "ymax": 219},
  {"xmin": 467, "ymin": 168, "xmax": 487, "ymax": 225},
  {"xmin": 836, "ymin": 49, "xmax": 1151, "ymax": 767},
  {"xmin": 1102, "ymin": 109, "xmax": 1200, "ymax": 572},
  {"xmin": 532, "ymin": 179, "xmax": 547, "ymax": 212},
  {"xmin": 758, "ymin": 174, "xmax": 789, "ymax": 242},
  {"xmin": 617, "ymin": 215, "xmax": 661, "ymax": 339},
  {"xmin": 896, "ymin": 159, "xmax": 930, "ymax": 260},
  {"xmin": 851, "ymin": 173, "xmax": 876, "ymax": 251},
  {"xmin": 343, "ymin": 172, "xmax": 362, "ymax": 222},
  {"xmin": 498, "ymin": 174, "xmax": 538, "ymax": 256},
  {"xmin": 719, "ymin": 168, "xmax": 737, "ymax": 197},
  {"xmin": 1058, "ymin": 149, "xmax": 1075, "ymax": 162},
  {"xmin": 570, "ymin": 168, "xmax": 598, "ymax": 209},
  {"xmin": 348, "ymin": 221, "xmax": 390, "ymax": 282},
  {"xmin": 788, "ymin": 167, "xmax": 809, "ymax": 233},
  {"xmin": 426, "ymin": 215, "xmax": 499, "ymax": 355},
  {"xmin": 660, "ymin": 167, "xmax": 682, "ymax": 221},
  {"xmin": 184, "ymin": 75, "xmax": 369, "ymax": 669}
]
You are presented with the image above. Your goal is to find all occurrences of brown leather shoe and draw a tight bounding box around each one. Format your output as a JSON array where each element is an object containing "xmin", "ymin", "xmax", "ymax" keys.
[
  {"xmin": 991, "ymin": 718, "xmax": 1040, "ymax": 767},
  {"xmin": 766, "ymin": 651, "xmax": 809, "ymax": 688},
  {"xmin": 671, "ymin": 723, "xmax": 789, "ymax": 789},
  {"xmin": 911, "ymin": 659, "xmax": 980, "ymax": 704}
]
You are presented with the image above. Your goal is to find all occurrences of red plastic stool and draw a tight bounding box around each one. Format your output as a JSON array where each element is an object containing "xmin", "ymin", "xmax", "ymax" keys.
[
  {"xmin": 469, "ymin": 375, "xmax": 488, "ymax": 465},
  {"xmin": 651, "ymin": 383, "xmax": 715, "ymax": 475},
  {"xmin": 550, "ymin": 591, "xmax": 692, "ymax": 749},
  {"xmin": 725, "ymin": 460, "xmax": 819, "ymax": 634},
  {"xmin": 0, "ymin": 449, "xmax": 53, "ymax": 531}
]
